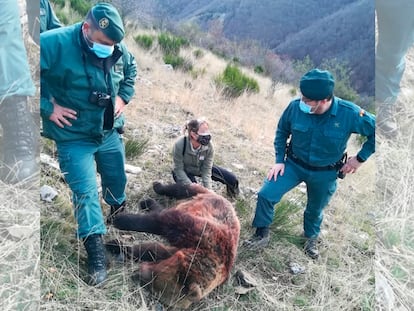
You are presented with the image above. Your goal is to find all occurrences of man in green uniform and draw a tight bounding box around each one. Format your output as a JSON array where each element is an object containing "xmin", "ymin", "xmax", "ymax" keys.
[
  {"xmin": 0, "ymin": 0, "xmax": 38, "ymax": 184},
  {"xmin": 27, "ymin": 0, "xmax": 62, "ymax": 45},
  {"xmin": 41, "ymin": 2, "xmax": 137, "ymax": 285},
  {"xmin": 245, "ymin": 69, "xmax": 375, "ymax": 259}
]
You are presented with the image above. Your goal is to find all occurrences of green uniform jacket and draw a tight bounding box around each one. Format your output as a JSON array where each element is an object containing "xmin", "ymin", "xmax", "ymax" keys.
[
  {"xmin": 40, "ymin": 22, "xmax": 137, "ymax": 142},
  {"xmin": 275, "ymin": 97, "xmax": 375, "ymax": 166},
  {"xmin": 172, "ymin": 136, "xmax": 214, "ymax": 188},
  {"xmin": 40, "ymin": 0, "xmax": 61, "ymax": 33}
]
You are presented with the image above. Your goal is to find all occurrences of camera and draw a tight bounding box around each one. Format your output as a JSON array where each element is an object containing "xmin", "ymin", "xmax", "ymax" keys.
[{"xmin": 89, "ymin": 91, "xmax": 112, "ymax": 108}]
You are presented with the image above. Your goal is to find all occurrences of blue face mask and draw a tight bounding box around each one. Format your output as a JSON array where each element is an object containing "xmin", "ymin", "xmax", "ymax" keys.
[
  {"xmin": 84, "ymin": 31, "xmax": 114, "ymax": 58},
  {"xmin": 299, "ymin": 100, "xmax": 313, "ymax": 114},
  {"xmin": 299, "ymin": 98, "xmax": 320, "ymax": 114},
  {"xmin": 90, "ymin": 42, "xmax": 114, "ymax": 58}
]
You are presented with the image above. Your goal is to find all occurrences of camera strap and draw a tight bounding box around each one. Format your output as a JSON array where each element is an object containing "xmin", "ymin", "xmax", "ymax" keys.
[
  {"xmin": 182, "ymin": 136, "xmax": 187, "ymax": 156},
  {"xmin": 103, "ymin": 65, "xmax": 114, "ymax": 130},
  {"xmin": 81, "ymin": 50, "xmax": 117, "ymax": 130}
]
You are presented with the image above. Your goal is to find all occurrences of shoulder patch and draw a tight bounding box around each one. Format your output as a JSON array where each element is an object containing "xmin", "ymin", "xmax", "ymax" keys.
[{"xmin": 359, "ymin": 109, "xmax": 365, "ymax": 117}]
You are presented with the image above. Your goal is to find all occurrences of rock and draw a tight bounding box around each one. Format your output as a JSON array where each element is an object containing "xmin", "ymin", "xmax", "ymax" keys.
[
  {"xmin": 137, "ymin": 76, "xmax": 153, "ymax": 86},
  {"xmin": 3, "ymin": 225, "xmax": 34, "ymax": 240},
  {"xmin": 234, "ymin": 269, "xmax": 258, "ymax": 288},
  {"xmin": 40, "ymin": 153, "xmax": 60, "ymax": 171},
  {"xmin": 232, "ymin": 162, "xmax": 244, "ymax": 170},
  {"xmin": 40, "ymin": 185, "xmax": 58, "ymax": 202},
  {"xmin": 234, "ymin": 286, "xmax": 255, "ymax": 295},
  {"xmin": 125, "ymin": 164, "xmax": 142, "ymax": 174},
  {"xmin": 297, "ymin": 182, "xmax": 307, "ymax": 193},
  {"xmin": 376, "ymin": 271, "xmax": 395, "ymax": 310},
  {"xmin": 163, "ymin": 64, "xmax": 174, "ymax": 71},
  {"xmin": 163, "ymin": 125, "xmax": 182, "ymax": 138},
  {"xmin": 289, "ymin": 262, "xmax": 305, "ymax": 275}
]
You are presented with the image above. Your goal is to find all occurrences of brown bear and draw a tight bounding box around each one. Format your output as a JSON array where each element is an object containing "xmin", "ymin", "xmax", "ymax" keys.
[{"xmin": 106, "ymin": 182, "xmax": 240, "ymax": 309}]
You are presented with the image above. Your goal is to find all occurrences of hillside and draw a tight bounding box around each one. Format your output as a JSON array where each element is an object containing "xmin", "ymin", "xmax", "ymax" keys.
[
  {"xmin": 113, "ymin": 0, "xmax": 374, "ymax": 96},
  {"xmin": 0, "ymin": 1, "xmax": 412, "ymax": 311},
  {"xmin": 38, "ymin": 20, "xmax": 379, "ymax": 310}
]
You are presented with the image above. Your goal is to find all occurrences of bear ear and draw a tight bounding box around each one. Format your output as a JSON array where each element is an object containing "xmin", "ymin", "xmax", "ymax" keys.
[{"xmin": 187, "ymin": 283, "xmax": 202, "ymax": 302}]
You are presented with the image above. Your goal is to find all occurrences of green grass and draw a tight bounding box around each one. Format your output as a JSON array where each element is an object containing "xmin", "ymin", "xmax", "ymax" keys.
[
  {"xmin": 33, "ymin": 4, "xmax": 388, "ymax": 310},
  {"xmin": 134, "ymin": 34, "xmax": 154, "ymax": 50},
  {"xmin": 215, "ymin": 64, "xmax": 260, "ymax": 98},
  {"xmin": 391, "ymin": 264, "xmax": 409, "ymax": 282},
  {"xmin": 234, "ymin": 198, "xmax": 251, "ymax": 219},
  {"xmin": 270, "ymin": 199, "xmax": 303, "ymax": 234},
  {"xmin": 124, "ymin": 137, "xmax": 149, "ymax": 159},
  {"xmin": 69, "ymin": 0, "xmax": 90, "ymax": 16},
  {"xmin": 163, "ymin": 54, "xmax": 193, "ymax": 71},
  {"xmin": 52, "ymin": 0, "xmax": 66, "ymax": 8},
  {"xmin": 158, "ymin": 33, "xmax": 189, "ymax": 56},
  {"xmin": 254, "ymin": 65, "xmax": 264, "ymax": 74},
  {"xmin": 193, "ymin": 49, "xmax": 204, "ymax": 58},
  {"xmin": 383, "ymin": 229, "xmax": 401, "ymax": 248},
  {"xmin": 56, "ymin": 11, "xmax": 69, "ymax": 25},
  {"xmin": 293, "ymin": 295, "xmax": 308, "ymax": 307}
]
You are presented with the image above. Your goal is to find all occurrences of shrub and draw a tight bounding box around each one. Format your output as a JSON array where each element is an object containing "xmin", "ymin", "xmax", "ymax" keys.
[
  {"xmin": 56, "ymin": 11, "xmax": 69, "ymax": 25},
  {"xmin": 333, "ymin": 80, "xmax": 359, "ymax": 102},
  {"xmin": 190, "ymin": 68, "xmax": 207, "ymax": 79},
  {"xmin": 254, "ymin": 65, "xmax": 264, "ymax": 74},
  {"xmin": 320, "ymin": 59, "xmax": 359, "ymax": 102},
  {"xmin": 124, "ymin": 137, "xmax": 149, "ymax": 159},
  {"xmin": 215, "ymin": 64, "xmax": 260, "ymax": 98},
  {"xmin": 158, "ymin": 33, "xmax": 188, "ymax": 56},
  {"xmin": 163, "ymin": 54, "xmax": 193, "ymax": 71},
  {"xmin": 52, "ymin": 0, "xmax": 65, "ymax": 8},
  {"xmin": 193, "ymin": 49, "xmax": 204, "ymax": 58},
  {"xmin": 176, "ymin": 36, "xmax": 190, "ymax": 48},
  {"xmin": 271, "ymin": 200, "xmax": 302, "ymax": 232},
  {"xmin": 69, "ymin": 0, "xmax": 90, "ymax": 16},
  {"xmin": 134, "ymin": 34, "xmax": 154, "ymax": 50}
]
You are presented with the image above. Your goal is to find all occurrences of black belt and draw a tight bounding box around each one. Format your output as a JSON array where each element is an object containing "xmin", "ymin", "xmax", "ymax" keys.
[{"xmin": 288, "ymin": 154, "xmax": 340, "ymax": 171}]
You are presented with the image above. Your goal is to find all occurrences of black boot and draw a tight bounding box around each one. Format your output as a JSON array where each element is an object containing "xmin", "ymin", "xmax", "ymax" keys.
[
  {"xmin": 106, "ymin": 201, "xmax": 126, "ymax": 224},
  {"xmin": 83, "ymin": 234, "xmax": 108, "ymax": 286},
  {"xmin": 226, "ymin": 180, "xmax": 240, "ymax": 198},
  {"xmin": 242, "ymin": 227, "xmax": 270, "ymax": 250},
  {"xmin": 0, "ymin": 96, "xmax": 38, "ymax": 184},
  {"xmin": 304, "ymin": 238, "xmax": 319, "ymax": 259}
]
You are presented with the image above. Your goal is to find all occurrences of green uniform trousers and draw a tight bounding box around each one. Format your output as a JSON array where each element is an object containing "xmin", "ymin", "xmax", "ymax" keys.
[
  {"xmin": 376, "ymin": 0, "xmax": 414, "ymax": 103},
  {"xmin": 0, "ymin": 0, "xmax": 35, "ymax": 98},
  {"xmin": 56, "ymin": 130, "xmax": 126, "ymax": 239},
  {"xmin": 252, "ymin": 158, "xmax": 337, "ymax": 238}
]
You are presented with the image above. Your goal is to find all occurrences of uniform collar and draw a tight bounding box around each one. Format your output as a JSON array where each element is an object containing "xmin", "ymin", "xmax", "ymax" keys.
[{"xmin": 329, "ymin": 97, "xmax": 339, "ymax": 116}]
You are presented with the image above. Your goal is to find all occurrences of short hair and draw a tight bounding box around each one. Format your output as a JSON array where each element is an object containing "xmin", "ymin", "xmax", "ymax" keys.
[
  {"xmin": 184, "ymin": 118, "xmax": 208, "ymax": 134},
  {"xmin": 85, "ymin": 11, "xmax": 98, "ymax": 32}
]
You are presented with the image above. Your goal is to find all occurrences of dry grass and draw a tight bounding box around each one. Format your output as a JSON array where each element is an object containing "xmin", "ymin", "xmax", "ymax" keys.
[
  {"xmin": 0, "ymin": 2, "xmax": 40, "ymax": 310},
  {"xmin": 0, "ymin": 181, "xmax": 40, "ymax": 311},
  {"xmin": 0, "ymin": 4, "xmax": 411, "ymax": 309},
  {"xmin": 34, "ymin": 22, "xmax": 383, "ymax": 311},
  {"xmin": 375, "ymin": 47, "xmax": 414, "ymax": 311}
]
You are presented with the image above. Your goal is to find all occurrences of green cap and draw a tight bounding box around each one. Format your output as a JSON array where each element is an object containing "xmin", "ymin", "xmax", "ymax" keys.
[
  {"xmin": 299, "ymin": 69, "xmax": 335, "ymax": 100},
  {"xmin": 88, "ymin": 2, "xmax": 124, "ymax": 42}
]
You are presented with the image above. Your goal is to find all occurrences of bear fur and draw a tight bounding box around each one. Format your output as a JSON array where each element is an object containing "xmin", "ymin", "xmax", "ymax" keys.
[{"xmin": 106, "ymin": 182, "xmax": 240, "ymax": 309}]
